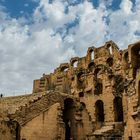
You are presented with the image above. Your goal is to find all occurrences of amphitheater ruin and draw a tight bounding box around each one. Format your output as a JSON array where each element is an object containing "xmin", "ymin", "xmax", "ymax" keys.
[{"xmin": 0, "ymin": 40, "xmax": 140, "ymax": 140}]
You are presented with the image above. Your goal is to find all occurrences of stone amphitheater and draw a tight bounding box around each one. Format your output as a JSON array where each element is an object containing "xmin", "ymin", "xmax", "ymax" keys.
[{"xmin": 0, "ymin": 40, "xmax": 140, "ymax": 140}]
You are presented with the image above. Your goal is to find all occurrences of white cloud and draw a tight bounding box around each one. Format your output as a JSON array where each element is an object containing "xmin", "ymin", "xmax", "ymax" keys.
[
  {"xmin": 106, "ymin": 0, "xmax": 140, "ymax": 48},
  {"xmin": 0, "ymin": 0, "xmax": 140, "ymax": 96},
  {"xmin": 120, "ymin": 0, "xmax": 133, "ymax": 14}
]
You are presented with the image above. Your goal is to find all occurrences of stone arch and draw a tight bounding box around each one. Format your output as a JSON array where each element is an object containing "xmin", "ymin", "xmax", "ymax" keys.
[
  {"xmin": 70, "ymin": 57, "xmax": 79, "ymax": 68},
  {"xmin": 80, "ymin": 102, "xmax": 86, "ymax": 107},
  {"xmin": 90, "ymin": 49, "xmax": 94, "ymax": 60},
  {"xmin": 77, "ymin": 71, "xmax": 85, "ymax": 89},
  {"xmin": 94, "ymin": 79, "xmax": 103, "ymax": 95},
  {"xmin": 113, "ymin": 97, "xmax": 124, "ymax": 122},
  {"xmin": 73, "ymin": 61, "xmax": 78, "ymax": 68},
  {"xmin": 79, "ymin": 102, "xmax": 86, "ymax": 111},
  {"xmin": 106, "ymin": 43, "xmax": 113, "ymax": 55},
  {"xmin": 62, "ymin": 98, "xmax": 76, "ymax": 140},
  {"xmin": 131, "ymin": 43, "xmax": 140, "ymax": 64},
  {"xmin": 138, "ymin": 81, "xmax": 140, "ymax": 105},
  {"xmin": 123, "ymin": 51, "xmax": 129, "ymax": 70},
  {"xmin": 94, "ymin": 65, "xmax": 104, "ymax": 78},
  {"xmin": 106, "ymin": 57, "xmax": 113, "ymax": 67},
  {"xmin": 87, "ymin": 47, "xmax": 95, "ymax": 61},
  {"xmin": 95, "ymin": 100, "xmax": 105, "ymax": 122},
  {"xmin": 88, "ymin": 62, "xmax": 95, "ymax": 72},
  {"xmin": 77, "ymin": 71, "xmax": 84, "ymax": 81},
  {"xmin": 94, "ymin": 67, "xmax": 101, "ymax": 75},
  {"xmin": 124, "ymin": 51, "xmax": 129, "ymax": 62},
  {"xmin": 60, "ymin": 63, "xmax": 69, "ymax": 72},
  {"xmin": 61, "ymin": 67, "xmax": 69, "ymax": 72},
  {"xmin": 130, "ymin": 42, "xmax": 140, "ymax": 78}
]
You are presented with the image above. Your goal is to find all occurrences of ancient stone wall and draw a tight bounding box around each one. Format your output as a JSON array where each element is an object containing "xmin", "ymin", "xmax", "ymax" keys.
[
  {"xmin": 32, "ymin": 40, "xmax": 140, "ymax": 139},
  {"xmin": 1, "ymin": 40, "xmax": 140, "ymax": 140},
  {"xmin": 20, "ymin": 103, "xmax": 61, "ymax": 140}
]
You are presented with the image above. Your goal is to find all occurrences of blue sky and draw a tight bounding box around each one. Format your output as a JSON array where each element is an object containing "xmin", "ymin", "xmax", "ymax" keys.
[
  {"xmin": 0, "ymin": 0, "xmax": 124, "ymax": 18},
  {"xmin": 0, "ymin": 0, "xmax": 38, "ymax": 18},
  {"xmin": 0, "ymin": 0, "xmax": 140, "ymax": 96}
]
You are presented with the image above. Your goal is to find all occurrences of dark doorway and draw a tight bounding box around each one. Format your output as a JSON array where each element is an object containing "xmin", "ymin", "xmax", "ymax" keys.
[
  {"xmin": 138, "ymin": 81, "xmax": 140, "ymax": 105},
  {"xmin": 63, "ymin": 98, "xmax": 75, "ymax": 140},
  {"xmin": 95, "ymin": 100, "xmax": 104, "ymax": 122},
  {"xmin": 113, "ymin": 97, "xmax": 124, "ymax": 122},
  {"xmin": 131, "ymin": 44, "xmax": 140, "ymax": 78},
  {"xmin": 65, "ymin": 119, "xmax": 71, "ymax": 140},
  {"xmin": 106, "ymin": 57, "xmax": 113, "ymax": 67},
  {"xmin": 94, "ymin": 82, "xmax": 103, "ymax": 95},
  {"xmin": 79, "ymin": 92, "xmax": 84, "ymax": 97},
  {"xmin": 88, "ymin": 62, "xmax": 95, "ymax": 72},
  {"xmin": 77, "ymin": 71, "xmax": 84, "ymax": 89}
]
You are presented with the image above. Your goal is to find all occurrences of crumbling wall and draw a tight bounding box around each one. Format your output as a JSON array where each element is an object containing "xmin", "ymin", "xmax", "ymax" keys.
[
  {"xmin": 31, "ymin": 40, "xmax": 126, "ymax": 138},
  {"xmin": 20, "ymin": 103, "xmax": 61, "ymax": 140},
  {"xmin": 0, "ymin": 120, "xmax": 20, "ymax": 140},
  {"xmin": 2, "ymin": 40, "xmax": 140, "ymax": 140}
]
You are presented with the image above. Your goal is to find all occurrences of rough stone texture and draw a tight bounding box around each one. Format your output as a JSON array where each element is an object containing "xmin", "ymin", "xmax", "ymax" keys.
[
  {"xmin": 20, "ymin": 103, "xmax": 61, "ymax": 140},
  {"xmin": 1, "ymin": 40, "xmax": 140, "ymax": 140}
]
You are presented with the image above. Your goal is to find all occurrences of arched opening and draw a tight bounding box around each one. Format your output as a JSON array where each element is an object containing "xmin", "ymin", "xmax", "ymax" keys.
[
  {"xmin": 113, "ymin": 97, "xmax": 124, "ymax": 122},
  {"xmin": 131, "ymin": 44, "xmax": 140, "ymax": 66},
  {"xmin": 94, "ymin": 82, "xmax": 103, "ymax": 95},
  {"xmin": 106, "ymin": 57, "xmax": 113, "ymax": 67},
  {"xmin": 63, "ymin": 98, "xmax": 76, "ymax": 140},
  {"xmin": 90, "ymin": 50, "xmax": 94, "ymax": 60},
  {"xmin": 88, "ymin": 62, "xmax": 95, "ymax": 72},
  {"xmin": 79, "ymin": 92, "xmax": 84, "ymax": 97},
  {"xmin": 61, "ymin": 66, "xmax": 69, "ymax": 72},
  {"xmin": 94, "ymin": 78, "xmax": 103, "ymax": 95},
  {"xmin": 123, "ymin": 51, "xmax": 129, "ymax": 70},
  {"xmin": 95, "ymin": 100, "xmax": 104, "ymax": 122},
  {"xmin": 94, "ymin": 68, "xmax": 101, "ymax": 75},
  {"xmin": 79, "ymin": 102, "xmax": 86, "ymax": 111},
  {"xmin": 124, "ymin": 51, "xmax": 129, "ymax": 62},
  {"xmin": 138, "ymin": 81, "xmax": 140, "ymax": 105},
  {"xmin": 94, "ymin": 67, "xmax": 101, "ymax": 80},
  {"xmin": 77, "ymin": 72, "xmax": 84, "ymax": 82},
  {"xmin": 107, "ymin": 43, "xmax": 113, "ymax": 55},
  {"xmin": 131, "ymin": 43, "xmax": 140, "ymax": 78},
  {"xmin": 73, "ymin": 61, "xmax": 78, "ymax": 68},
  {"xmin": 77, "ymin": 71, "xmax": 84, "ymax": 89}
]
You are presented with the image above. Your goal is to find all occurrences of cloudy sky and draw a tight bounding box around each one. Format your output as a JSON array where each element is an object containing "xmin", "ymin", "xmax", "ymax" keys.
[{"xmin": 0, "ymin": 0, "xmax": 140, "ymax": 96}]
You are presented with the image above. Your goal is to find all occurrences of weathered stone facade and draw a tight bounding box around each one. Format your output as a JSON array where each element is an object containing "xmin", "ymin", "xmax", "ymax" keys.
[{"xmin": 0, "ymin": 40, "xmax": 140, "ymax": 140}]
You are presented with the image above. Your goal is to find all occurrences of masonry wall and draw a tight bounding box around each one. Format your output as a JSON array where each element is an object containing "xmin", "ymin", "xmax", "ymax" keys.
[
  {"xmin": 20, "ymin": 103, "xmax": 60, "ymax": 140},
  {"xmin": 1, "ymin": 40, "xmax": 140, "ymax": 140},
  {"xmin": 32, "ymin": 40, "xmax": 127, "ymax": 138}
]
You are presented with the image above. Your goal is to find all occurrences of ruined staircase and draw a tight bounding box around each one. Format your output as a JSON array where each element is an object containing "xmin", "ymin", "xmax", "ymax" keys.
[{"xmin": 9, "ymin": 91, "xmax": 73, "ymax": 125}]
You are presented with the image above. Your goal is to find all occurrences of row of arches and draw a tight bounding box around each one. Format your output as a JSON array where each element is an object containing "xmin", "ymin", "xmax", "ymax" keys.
[
  {"xmin": 123, "ymin": 42, "xmax": 140, "ymax": 78},
  {"xmin": 62, "ymin": 97, "xmax": 123, "ymax": 140},
  {"xmin": 138, "ymin": 81, "xmax": 140, "ymax": 105},
  {"xmin": 63, "ymin": 97, "xmax": 124, "ymax": 125},
  {"xmin": 95, "ymin": 97, "xmax": 123, "ymax": 123},
  {"xmin": 60, "ymin": 56, "xmax": 113, "ymax": 74},
  {"xmin": 60, "ymin": 42, "xmax": 116, "ymax": 74}
]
